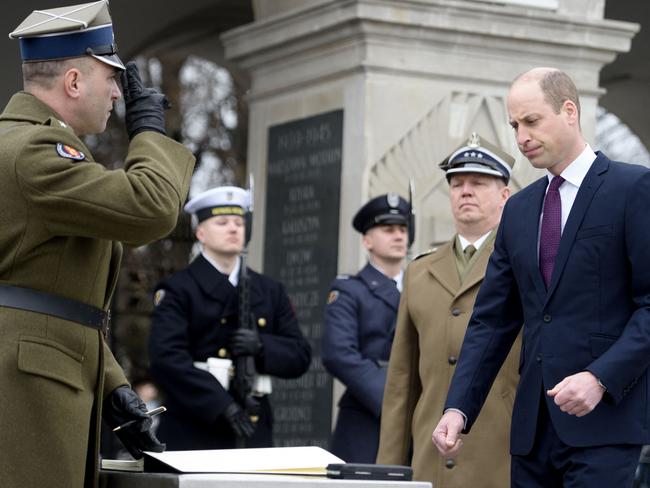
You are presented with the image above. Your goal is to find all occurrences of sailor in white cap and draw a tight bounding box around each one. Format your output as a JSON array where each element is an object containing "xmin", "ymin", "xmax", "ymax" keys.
[
  {"xmin": 0, "ymin": 2, "xmax": 195, "ymax": 487},
  {"xmin": 149, "ymin": 186, "xmax": 311, "ymax": 451}
]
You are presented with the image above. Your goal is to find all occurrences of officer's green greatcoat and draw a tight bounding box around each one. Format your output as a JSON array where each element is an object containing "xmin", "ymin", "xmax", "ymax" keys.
[
  {"xmin": 0, "ymin": 92, "xmax": 195, "ymax": 488},
  {"xmin": 377, "ymin": 236, "xmax": 521, "ymax": 487}
]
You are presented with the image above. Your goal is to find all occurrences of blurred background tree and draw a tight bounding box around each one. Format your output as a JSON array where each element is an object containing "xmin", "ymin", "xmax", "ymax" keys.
[{"xmin": 85, "ymin": 54, "xmax": 249, "ymax": 384}]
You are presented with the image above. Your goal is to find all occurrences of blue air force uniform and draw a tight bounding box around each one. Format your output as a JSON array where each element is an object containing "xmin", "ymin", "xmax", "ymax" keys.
[
  {"xmin": 322, "ymin": 193, "xmax": 410, "ymax": 463},
  {"xmin": 322, "ymin": 264, "xmax": 401, "ymax": 462}
]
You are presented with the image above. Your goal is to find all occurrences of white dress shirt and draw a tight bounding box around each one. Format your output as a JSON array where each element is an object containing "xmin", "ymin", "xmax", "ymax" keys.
[
  {"xmin": 541, "ymin": 144, "xmax": 597, "ymax": 234},
  {"xmin": 458, "ymin": 230, "xmax": 492, "ymax": 253}
]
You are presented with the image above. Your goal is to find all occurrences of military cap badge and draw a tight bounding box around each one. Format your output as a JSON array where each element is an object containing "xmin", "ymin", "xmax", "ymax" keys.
[{"xmin": 387, "ymin": 192, "xmax": 400, "ymax": 208}]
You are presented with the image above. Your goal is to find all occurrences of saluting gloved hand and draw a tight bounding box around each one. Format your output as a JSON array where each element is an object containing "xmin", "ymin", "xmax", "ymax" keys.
[
  {"xmin": 103, "ymin": 385, "xmax": 165, "ymax": 459},
  {"xmin": 222, "ymin": 401, "xmax": 256, "ymax": 438},
  {"xmin": 120, "ymin": 61, "xmax": 170, "ymax": 139},
  {"xmin": 229, "ymin": 329, "xmax": 263, "ymax": 357}
]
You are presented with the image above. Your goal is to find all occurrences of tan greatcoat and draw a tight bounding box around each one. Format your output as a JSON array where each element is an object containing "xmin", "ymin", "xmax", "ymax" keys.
[
  {"xmin": 377, "ymin": 235, "xmax": 521, "ymax": 487},
  {"xmin": 0, "ymin": 92, "xmax": 195, "ymax": 488}
]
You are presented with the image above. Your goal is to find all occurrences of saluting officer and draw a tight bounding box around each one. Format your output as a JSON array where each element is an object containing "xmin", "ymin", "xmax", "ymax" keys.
[
  {"xmin": 322, "ymin": 193, "xmax": 411, "ymax": 463},
  {"xmin": 0, "ymin": 2, "xmax": 195, "ymax": 488},
  {"xmin": 149, "ymin": 186, "xmax": 312, "ymax": 450},
  {"xmin": 377, "ymin": 133, "xmax": 520, "ymax": 486}
]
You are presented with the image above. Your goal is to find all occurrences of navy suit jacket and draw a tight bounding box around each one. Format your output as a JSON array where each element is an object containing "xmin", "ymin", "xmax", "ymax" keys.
[
  {"xmin": 445, "ymin": 153, "xmax": 650, "ymax": 455},
  {"xmin": 322, "ymin": 263, "xmax": 400, "ymax": 462}
]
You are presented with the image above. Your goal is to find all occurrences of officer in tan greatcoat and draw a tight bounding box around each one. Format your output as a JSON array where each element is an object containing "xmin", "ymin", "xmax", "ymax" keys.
[
  {"xmin": 376, "ymin": 133, "xmax": 521, "ymax": 487},
  {"xmin": 0, "ymin": 2, "xmax": 195, "ymax": 488}
]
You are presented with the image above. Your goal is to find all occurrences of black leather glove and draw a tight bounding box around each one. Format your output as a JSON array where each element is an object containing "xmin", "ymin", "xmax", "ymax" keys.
[
  {"xmin": 103, "ymin": 385, "xmax": 165, "ymax": 459},
  {"xmin": 230, "ymin": 329, "xmax": 263, "ymax": 357},
  {"xmin": 222, "ymin": 401, "xmax": 256, "ymax": 438},
  {"xmin": 120, "ymin": 61, "xmax": 170, "ymax": 139}
]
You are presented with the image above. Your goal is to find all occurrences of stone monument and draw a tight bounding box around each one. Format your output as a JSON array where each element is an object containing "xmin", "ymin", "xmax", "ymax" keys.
[{"xmin": 222, "ymin": 0, "xmax": 638, "ymax": 447}]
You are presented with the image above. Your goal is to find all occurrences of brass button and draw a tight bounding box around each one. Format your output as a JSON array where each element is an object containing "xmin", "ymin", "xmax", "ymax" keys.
[
  {"xmin": 543, "ymin": 314, "xmax": 552, "ymax": 323},
  {"xmin": 536, "ymin": 354, "xmax": 542, "ymax": 363},
  {"xmin": 445, "ymin": 459, "xmax": 455, "ymax": 469},
  {"xmin": 220, "ymin": 318, "xmax": 227, "ymax": 325},
  {"xmin": 258, "ymin": 317, "xmax": 267, "ymax": 327},
  {"xmin": 448, "ymin": 356, "xmax": 457, "ymax": 365},
  {"xmin": 451, "ymin": 308, "xmax": 461, "ymax": 317},
  {"xmin": 218, "ymin": 348, "xmax": 228, "ymax": 358}
]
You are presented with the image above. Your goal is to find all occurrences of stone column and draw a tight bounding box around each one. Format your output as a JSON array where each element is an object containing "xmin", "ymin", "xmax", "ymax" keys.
[{"xmin": 221, "ymin": 0, "xmax": 637, "ymax": 446}]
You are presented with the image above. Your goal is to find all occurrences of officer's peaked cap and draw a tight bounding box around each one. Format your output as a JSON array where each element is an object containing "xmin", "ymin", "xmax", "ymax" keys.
[
  {"xmin": 439, "ymin": 132, "xmax": 515, "ymax": 183},
  {"xmin": 10, "ymin": 1, "xmax": 124, "ymax": 70},
  {"xmin": 184, "ymin": 186, "xmax": 250, "ymax": 223},
  {"xmin": 353, "ymin": 193, "xmax": 410, "ymax": 234}
]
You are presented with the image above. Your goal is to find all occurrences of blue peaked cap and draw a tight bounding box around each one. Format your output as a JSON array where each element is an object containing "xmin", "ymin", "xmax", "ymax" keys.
[
  {"xmin": 439, "ymin": 132, "xmax": 515, "ymax": 183},
  {"xmin": 9, "ymin": 1, "xmax": 124, "ymax": 70},
  {"xmin": 353, "ymin": 193, "xmax": 410, "ymax": 234}
]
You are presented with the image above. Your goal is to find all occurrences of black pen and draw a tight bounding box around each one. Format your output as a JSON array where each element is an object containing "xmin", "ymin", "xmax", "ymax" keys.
[{"xmin": 112, "ymin": 406, "xmax": 167, "ymax": 432}]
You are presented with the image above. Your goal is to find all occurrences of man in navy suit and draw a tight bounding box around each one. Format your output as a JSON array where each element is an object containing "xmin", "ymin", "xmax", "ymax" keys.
[
  {"xmin": 432, "ymin": 67, "xmax": 650, "ymax": 487},
  {"xmin": 322, "ymin": 193, "xmax": 411, "ymax": 463}
]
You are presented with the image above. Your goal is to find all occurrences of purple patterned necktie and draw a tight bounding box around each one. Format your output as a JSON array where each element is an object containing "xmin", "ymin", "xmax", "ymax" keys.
[{"xmin": 539, "ymin": 176, "xmax": 565, "ymax": 288}]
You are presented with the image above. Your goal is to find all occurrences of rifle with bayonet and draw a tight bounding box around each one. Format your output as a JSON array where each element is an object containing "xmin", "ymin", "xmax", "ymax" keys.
[{"xmin": 231, "ymin": 175, "xmax": 261, "ymax": 447}]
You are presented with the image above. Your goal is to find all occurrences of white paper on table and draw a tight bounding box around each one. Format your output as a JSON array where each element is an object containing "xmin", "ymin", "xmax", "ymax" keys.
[{"xmin": 144, "ymin": 446, "xmax": 344, "ymax": 475}]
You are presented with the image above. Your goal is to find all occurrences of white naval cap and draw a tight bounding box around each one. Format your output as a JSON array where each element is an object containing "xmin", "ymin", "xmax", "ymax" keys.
[{"xmin": 184, "ymin": 186, "xmax": 250, "ymax": 223}]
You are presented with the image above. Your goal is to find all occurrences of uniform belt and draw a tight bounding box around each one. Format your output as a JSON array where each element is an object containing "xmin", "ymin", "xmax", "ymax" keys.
[{"xmin": 0, "ymin": 285, "xmax": 110, "ymax": 333}]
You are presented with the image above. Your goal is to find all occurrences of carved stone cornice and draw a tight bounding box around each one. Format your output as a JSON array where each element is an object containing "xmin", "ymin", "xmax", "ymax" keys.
[{"xmin": 222, "ymin": 0, "xmax": 638, "ymax": 99}]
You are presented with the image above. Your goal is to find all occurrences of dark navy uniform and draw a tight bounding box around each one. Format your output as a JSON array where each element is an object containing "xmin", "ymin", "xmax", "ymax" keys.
[
  {"xmin": 322, "ymin": 263, "xmax": 401, "ymax": 462},
  {"xmin": 149, "ymin": 254, "xmax": 311, "ymax": 450}
]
